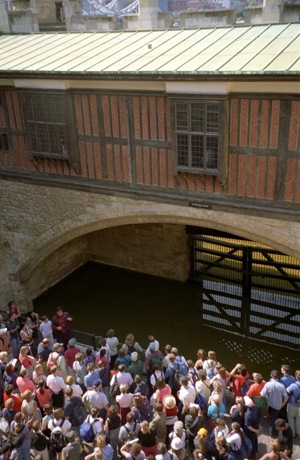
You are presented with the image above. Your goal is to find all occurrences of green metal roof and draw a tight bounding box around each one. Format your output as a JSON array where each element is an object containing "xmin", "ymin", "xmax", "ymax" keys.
[{"xmin": 0, "ymin": 23, "xmax": 299, "ymax": 78}]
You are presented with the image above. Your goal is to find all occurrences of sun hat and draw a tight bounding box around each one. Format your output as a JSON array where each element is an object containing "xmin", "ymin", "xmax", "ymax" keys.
[
  {"xmin": 93, "ymin": 379, "xmax": 102, "ymax": 388},
  {"xmin": 131, "ymin": 352, "xmax": 138, "ymax": 362},
  {"xmin": 163, "ymin": 394, "xmax": 177, "ymax": 409},
  {"xmin": 171, "ymin": 438, "xmax": 184, "ymax": 450},
  {"xmin": 198, "ymin": 428, "xmax": 208, "ymax": 437},
  {"xmin": 244, "ymin": 396, "xmax": 254, "ymax": 407}
]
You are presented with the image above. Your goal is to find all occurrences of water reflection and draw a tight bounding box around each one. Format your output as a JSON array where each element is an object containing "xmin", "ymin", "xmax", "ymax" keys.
[{"xmin": 33, "ymin": 262, "xmax": 299, "ymax": 376}]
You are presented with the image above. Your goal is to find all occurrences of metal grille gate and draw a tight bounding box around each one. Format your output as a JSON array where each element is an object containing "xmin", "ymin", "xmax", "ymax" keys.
[{"xmin": 189, "ymin": 228, "xmax": 300, "ymax": 349}]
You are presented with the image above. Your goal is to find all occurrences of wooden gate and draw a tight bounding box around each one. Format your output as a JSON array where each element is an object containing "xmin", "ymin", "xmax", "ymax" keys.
[{"xmin": 189, "ymin": 228, "xmax": 300, "ymax": 349}]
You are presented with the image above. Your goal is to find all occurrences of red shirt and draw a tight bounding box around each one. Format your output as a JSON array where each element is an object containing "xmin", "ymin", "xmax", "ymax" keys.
[
  {"xmin": 4, "ymin": 393, "xmax": 22, "ymax": 412},
  {"xmin": 64, "ymin": 347, "xmax": 80, "ymax": 368}
]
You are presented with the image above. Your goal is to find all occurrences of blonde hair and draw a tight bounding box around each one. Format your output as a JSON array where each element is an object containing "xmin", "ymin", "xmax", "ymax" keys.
[
  {"xmin": 19, "ymin": 346, "xmax": 28, "ymax": 357},
  {"xmin": 21, "ymin": 390, "xmax": 33, "ymax": 402},
  {"xmin": 66, "ymin": 375, "xmax": 74, "ymax": 385}
]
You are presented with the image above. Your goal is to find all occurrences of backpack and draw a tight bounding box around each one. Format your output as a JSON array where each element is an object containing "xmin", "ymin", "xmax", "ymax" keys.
[
  {"xmin": 79, "ymin": 419, "xmax": 99, "ymax": 443},
  {"xmin": 72, "ymin": 404, "xmax": 85, "ymax": 427},
  {"xmin": 50, "ymin": 419, "xmax": 67, "ymax": 451},
  {"xmin": 194, "ymin": 392, "xmax": 207, "ymax": 411},
  {"xmin": 47, "ymin": 353, "xmax": 59, "ymax": 371},
  {"xmin": 150, "ymin": 353, "xmax": 162, "ymax": 372},
  {"xmin": 239, "ymin": 436, "xmax": 252, "ymax": 459},
  {"xmin": 125, "ymin": 423, "xmax": 137, "ymax": 441},
  {"xmin": 110, "ymin": 375, "xmax": 120, "ymax": 399},
  {"xmin": 31, "ymin": 432, "xmax": 49, "ymax": 451},
  {"xmin": 7, "ymin": 425, "xmax": 25, "ymax": 448}
]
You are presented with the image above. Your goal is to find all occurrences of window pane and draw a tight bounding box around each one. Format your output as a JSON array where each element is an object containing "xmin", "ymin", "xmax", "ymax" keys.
[
  {"xmin": 191, "ymin": 134, "xmax": 204, "ymax": 168},
  {"xmin": 176, "ymin": 103, "xmax": 188, "ymax": 131},
  {"xmin": 207, "ymin": 104, "xmax": 219, "ymax": 133},
  {"xmin": 177, "ymin": 133, "xmax": 189, "ymax": 166},
  {"xmin": 206, "ymin": 136, "xmax": 219, "ymax": 169},
  {"xmin": 191, "ymin": 103, "xmax": 204, "ymax": 132}
]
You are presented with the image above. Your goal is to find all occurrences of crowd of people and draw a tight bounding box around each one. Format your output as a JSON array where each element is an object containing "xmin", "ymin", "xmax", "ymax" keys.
[{"xmin": 0, "ymin": 301, "xmax": 299, "ymax": 460}]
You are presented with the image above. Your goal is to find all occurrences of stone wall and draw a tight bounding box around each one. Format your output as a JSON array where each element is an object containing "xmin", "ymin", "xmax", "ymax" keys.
[
  {"xmin": 88, "ymin": 224, "xmax": 189, "ymax": 282},
  {"xmin": 1, "ymin": 179, "xmax": 300, "ymax": 311}
]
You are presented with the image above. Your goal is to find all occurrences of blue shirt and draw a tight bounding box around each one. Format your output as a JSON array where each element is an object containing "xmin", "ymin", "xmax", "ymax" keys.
[
  {"xmin": 280, "ymin": 375, "xmax": 296, "ymax": 388},
  {"xmin": 286, "ymin": 381, "xmax": 300, "ymax": 406},
  {"xmin": 261, "ymin": 379, "xmax": 288, "ymax": 410},
  {"xmin": 84, "ymin": 371, "xmax": 102, "ymax": 389}
]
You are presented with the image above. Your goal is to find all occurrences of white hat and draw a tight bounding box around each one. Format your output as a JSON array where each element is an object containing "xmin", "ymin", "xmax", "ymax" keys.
[
  {"xmin": 131, "ymin": 352, "xmax": 138, "ymax": 362},
  {"xmin": 244, "ymin": 396, "xmax": 254, "ymax": 407},
  {"xmin": 171, "ymin": 438, "xmax": 184, "ymax": 450}
]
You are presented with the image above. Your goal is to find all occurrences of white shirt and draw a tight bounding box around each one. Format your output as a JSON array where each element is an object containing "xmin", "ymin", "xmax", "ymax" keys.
[
  {"xmin": 49, "ymin": 417, "xmax": 71, "ymax": 435},
  {"xmin": 85, "ymin": 414, "xmax": 103, "ymax": 437},
  {"xmin": 46, "ymin": 374, "xmax": 66, "ymax": 393},
  {"xmin": 195, "ymin": 379, "xmax": 211, "ymax": 401},
  {"xmin": 106, "ymin": 337, "xmax": 119, "ymax": 357},
  {"xmin": 82, "ymin": 390, "xmax": 108, "ymax": 409},
  {"xmin": 113, "ymin": 371, "xmax": 133, "ymax": 389},
  {"xmin": 178, "ymin": 385, "xmax": 196, "ymax": 408}
]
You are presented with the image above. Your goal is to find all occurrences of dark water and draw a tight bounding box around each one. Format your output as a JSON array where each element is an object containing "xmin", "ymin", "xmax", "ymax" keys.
[{"xmin": 33, "ymin": 262, "xmax": 298, "ymax": 377}]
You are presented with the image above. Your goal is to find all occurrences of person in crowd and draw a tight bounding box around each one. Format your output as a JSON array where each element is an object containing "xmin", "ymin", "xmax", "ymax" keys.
[
  {"xmin": 46, "ymin": 365, "xmax": 66, "ymax": 409},
  {"xmin": 97, "ymin": 359, "xmax": 110, "ymax": 400},
  {"xmin": 37, "ymin": 338, "xmax": 52, "ymax": 376},
  {"xmin": 230, "ymin": 396, "xmax": 245, "ymax": 428},
  {"xmin": 48, "ymin": 343, "xmax": 68, "ymax": 381},
  {"xmin": 195, "ymin": 369, "xmax": 211, "ymax": 403},
  {"xmin": 35, "ymin": 380, "xmax": 52, "ymax": 414},
  {"xmin": 64, "ymin": 338, "xmax": 80, "ymax": 372},
  {"xmin": 261, "ymin": 371, "xmax": 288, "ymax": 437},
  {"xmin": 247, "ymin": 373, "xmax": 267, "ymax": 408},
  {"xmin": 10, "ymin": 411, "xmax": 31, "ymax": 460},
  {"xmin": 171, "ymin": 348, "xmax": 188, "ymax": 376},
  {"xmin": 85, "ymin": 362, "xmax": 102, "ymax": 390},
  {"xmin": 39, "ymin": 315, "xmax": 54, "ymax": 348},
  {"xmin": 116, "ymin": 384, "xmax": 133, "ymax": 424},
  {"xmin": 153, "ymin": 377, "xmax": 171, "ymax": 404},
  {"xmin": 177, "ymin": 376, "xmax": 196, "ymax": 419},
  {"xmin": 207, "ymin": 394, "xmax": 227, "ymax": 431},
  {"xmin": 3, "ymin": 384, "xmax": 22, "ymax": 412},
  {"xmin": 226, "ymin": 422, "xmax": 245, "ymax": 460},
  {"xmin": 286, "ymin": 369, "xmax": 300, "ymax": 437},
  {"xmin": 111, "ymin": 364, "xmax": 133, "ymax": 392},
  {"xmin": 258, "ymin": 439, "xmax": 290, "ymax": 460},
  {"xmin": 21, "ymin": 389, "xmax": 41, "ymax": 427},
  {"xmin": 115, "ymin": 349, "xmax": 131, "ymax": 368},
  {"xmin": 72, "ymin": 352, "xmax": 87, "ymax": 390},
  {"xmin": 106, "ymin": 329, "xmax": 120, "ymax": 370},
  {"xmin": 3, "ymin": 363, "xmax": 18, "ymax": 389},
  {"xmin": 7, "ymin": 300, "xmax": 21, "ymax": 318},
  {"xmin": 122, "ymin": 334, "xmax": 144, "ymax": 356},
  {"xmin": 185, "ymin": 406, "xmax": 204, "ymax": 454},
  {"xmin": 118, "ymin": 412, "xmax": 140, "ymax": 446},
  {"xmin": 65, "ymin": 375, "xmax": 83, "ymax": 398},
  {"xmin": 16, "ymin": 368, "xmax": 35, "ymax": 394},
  {"xmin": 274, "ymin": 419, "xmax": 293, "ymax": 458},
  {"xmin": 6, "ymin": 311, "xmax": 20, "ymax": 359},
  {"xmin": 82, "ymin": 379, "xmax": 109, "ymax": 419},
  {"xmin": 120, "ymin": 441, "xmax": 145, "ymax": 460},
  {"xmin": 126, "ymin": 352, "xmax": 144, "ymax": 379},
  {"xmin": 2, "ymin": 398, "xmax": 16, "ymax": 426},
  {"xmin": 32, "ymin": 363, "xmax": 47, "ymax": 386},
  {"xmin": 162, "ymin": 395, "xmax": 178, "ymax": 446},
  {"xmin": 243, "ymin": 396, "xmax": 261, "ymax": 459},
  {"xmin": 26, "ymin": 310, "xmax": 40, "ymax": 350},
  {"xmin": 62, "ymin": 430, "xmax": 81, "ymax": 460},
  {"xmin": 133, "ymin": 375, "xmax": 149, "ymax": 398},
  {"xmin": 131, "ymin": 393, "xmax": 149, "ymax": 424},
  {"xmin": 150, "ymin": 402, "xmax": 172, "ymax": 444},
  {"xmin": 104, "ymin": 405, "xmax": 121, "ymax": 460},
  {"xmin": 51, "ymin": 307, "xmax": 74, "ymax": 348},
  {"xmin": 156, "ymin": 442, "xmax": 176, "ymax": 460},
  {"xmin": 18, "ymin": 345, "xmax": 36, "ymax": 379},
  {"xmin": 138, "ymin": 420, "xmax": 157, "ymax": 456},
  {"xmin": 195, "ymin": 349, "xmax": 207, "ymax": 370}
]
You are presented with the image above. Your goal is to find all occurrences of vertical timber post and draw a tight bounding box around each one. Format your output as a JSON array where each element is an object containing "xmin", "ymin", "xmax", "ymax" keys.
[{"xmin": 241, "ymin": 247, "xmax": 252, "ymax": 334}]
